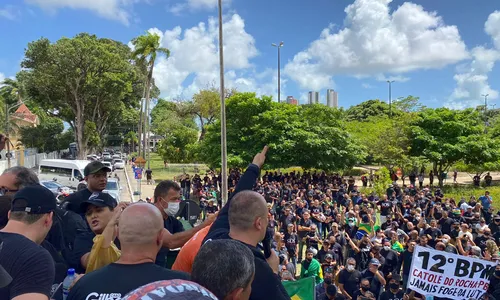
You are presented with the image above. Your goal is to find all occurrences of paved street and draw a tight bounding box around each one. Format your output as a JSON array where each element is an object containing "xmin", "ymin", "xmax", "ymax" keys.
[
  {"xmin": 125, "ymin": 166, "xmax": 156, "ymax": 202},
  {"xmin": 111, "ymin": 168, "xmax": 134, "ymax": 202}
]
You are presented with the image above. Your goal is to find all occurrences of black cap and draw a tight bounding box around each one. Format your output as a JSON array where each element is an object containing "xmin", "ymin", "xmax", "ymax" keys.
[
  {"xmin": 80, "ymin": 192, "xmax": 117, "ymax": 212},
  {"xmin": 84, "ymin": 161, "xmax": 111, "ymax": 176},
  {"xmin": 10, "ymin": 185, "xmax": 56, "ymax": 214}
]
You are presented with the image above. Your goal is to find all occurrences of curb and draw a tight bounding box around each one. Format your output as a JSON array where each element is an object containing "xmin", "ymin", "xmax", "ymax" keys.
[{"xmin": 124, "ymin": 166, "xmax": 135, "ymax": 202}]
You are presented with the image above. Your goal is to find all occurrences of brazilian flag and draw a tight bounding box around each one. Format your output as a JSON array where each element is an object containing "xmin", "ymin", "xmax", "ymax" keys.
[{"xmin": 283, "ymin": 277, "xmax": 316, "ymax": 300}]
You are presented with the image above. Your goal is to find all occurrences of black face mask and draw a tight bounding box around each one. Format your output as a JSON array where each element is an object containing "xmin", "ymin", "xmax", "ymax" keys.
[
  {"xmin": 324, "ymin": 278, "xmax": 332, "ymax": 285},
  {"xmin": 389, "ymin": 283, "xmax": 399, "ymax": 290},
  {"xmin": 495, "ymin": 270, "xmax": 500, "ymax": 277},
  {"xmin": 361, "ymin": 286, "xmax": 370, "ymax": 292}
]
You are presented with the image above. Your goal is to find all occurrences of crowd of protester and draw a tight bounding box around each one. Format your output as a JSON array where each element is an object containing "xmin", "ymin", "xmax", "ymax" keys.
[{"xmin": 0, "ymin": 140, "xmax": 499, "ymax": 300}]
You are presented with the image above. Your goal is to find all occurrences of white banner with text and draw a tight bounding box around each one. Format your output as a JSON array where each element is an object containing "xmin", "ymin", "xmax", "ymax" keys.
[{"xmin": 408, "ymin": 245, "xmax": 496, "ymax": 299}]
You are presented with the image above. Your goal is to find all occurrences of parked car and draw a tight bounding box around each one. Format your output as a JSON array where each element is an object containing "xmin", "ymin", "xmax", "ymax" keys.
[
  {"xmin": 40, "ymin": 180, "xmax": 73, "ymax": 204},
  {"xmin": 113, "ymin": 159, "xmax": 125, "ymax": 169},
  {"xmin": 103, "ymin": 178, "xmax": 121, "ymax": 202},
  {"xmin": 102, "ymin": 161, "xmax": 113, "ymax": 171},
  {"xmin": 38, "ymin": 159, "xmax": 88, "ymax": 189}
]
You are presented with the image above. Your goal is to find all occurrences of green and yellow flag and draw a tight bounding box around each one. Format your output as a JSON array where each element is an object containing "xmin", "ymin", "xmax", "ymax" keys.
[{"xmin": 283, "ymin": 277, "xmax": 316, "ymax": 300}]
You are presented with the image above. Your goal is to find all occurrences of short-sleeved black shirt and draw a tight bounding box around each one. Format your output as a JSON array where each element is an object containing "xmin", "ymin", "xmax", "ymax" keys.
[
  {"xmin": 338, "ymin": 269, "xmax": 362, "ymax": 298},
  {"xmin": 67, "ymin": 263, "xmax": 190, "ymax": 300},
  {"xmin": 63, "ymin": 189, "xmax": 93, "ymax": 215},
  {"xmin": 71, "ymin": 231, "xmax": 121, "ymax": 274},
  {"xmin": 0, "ymin": 232, "xmax": 55, "ymax": 299},
  {"xmin": 155, "ymin": 216, "xmax": 185, "ymax": 267}
]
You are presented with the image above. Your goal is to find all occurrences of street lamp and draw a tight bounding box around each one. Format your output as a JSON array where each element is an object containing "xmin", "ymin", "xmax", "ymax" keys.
[
  {"xmin": 218, "ymin": 0, "xmax": 228, "ymax": 205},
  {"xmin": 386, "ymin": 80, "xmax": 395, "ymax": 118},
  {"xmin": 482, "ymin": 94, "xmax": 489, "ymax": 111},
  {"xmin": 271, "ymin": 41, "xmax": 284, "ymax": 103},
  {"xmin": 5, "ymin": 101, "xmax": 24, "ymax": 168}
]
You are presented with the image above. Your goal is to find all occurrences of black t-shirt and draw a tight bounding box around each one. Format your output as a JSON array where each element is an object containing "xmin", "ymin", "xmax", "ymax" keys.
[
  {"xmin": 41, "ymin": 240, "xmax": 67, "ymax": 300},
  {"xmin": 155, "ymin": 216, "xmax": 185, "ymax": 267},
  {"xmin": 361, "ymin": 269, "xmax": 383, "ymax": 296},
  {"xmin": 338, "ymin": 269, "xmax": 362, "ymax": 297},
  {"xmin": 439, "ymin": 217, "xmax": 454, "ymax": 235},
  {"xmin": 284, "ymin": 232, "xmax": 298, "ymax": 256},
  {"xmin": 298, "ymin": 219, "xmax": 313, "ymax": 238},
  {"xmin": 0, "ymin": 232, "xmax": 55, "ymax": 299},
  {"xmin": 380, "ymin": 290, "xmax": 404, "ymax": 300},
  {"xmin": 378, "ymin": 200, "xmax": 393, "ymax": 216},
  {"xmin": 67, "ymin": 263, "xmax": 190, "ymax": 300},
  {"xmin": 72, "ymin": 231, "xmax": 121, "ymax": 274},
  {"xmin": 64, "ymin": 188, "xmax": 93, "ymax": 214}
]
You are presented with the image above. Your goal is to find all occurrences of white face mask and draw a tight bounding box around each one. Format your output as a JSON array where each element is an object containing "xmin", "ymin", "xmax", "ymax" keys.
[
  {"xmin": 165, "ymin": 202, "xmax": 180, "ymax": 217},
  {"xmin": 383, "ymin": 246, "xmax": 390, "ymax": 251},
  {"xmin": 347, "ymin": 265, "xmax": 355, "ymax": 272},
  {"xmin": 442, "ymin": 239, "xmax": 448, "ymax": 244}
]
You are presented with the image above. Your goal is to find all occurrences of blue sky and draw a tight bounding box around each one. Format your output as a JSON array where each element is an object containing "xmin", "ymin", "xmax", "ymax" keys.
[{"xmin": 0, "ymin": 0, "xmax": 499, "ymax": 109}]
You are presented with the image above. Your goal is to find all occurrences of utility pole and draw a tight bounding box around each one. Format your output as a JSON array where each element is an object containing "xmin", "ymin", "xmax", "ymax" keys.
[
  {"xmin": 218, "ymin": 0, "xmax": 228, "ymax": 205},
  {"xmin": 272, "ymin": 42, "xmax": 284, "ymax": 103},
  {"xmin": 387, "ymin": 80, "xmax": 395, "ymax": 118},
  {"xmin": 482, "ymin": 94, "xmax": 489, "ymax": 112}
]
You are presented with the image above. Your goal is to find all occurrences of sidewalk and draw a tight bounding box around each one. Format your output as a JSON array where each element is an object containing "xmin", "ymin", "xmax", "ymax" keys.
[{"xmin": 126, "ymin": 166, "xmax": 157, "ymax": 202}]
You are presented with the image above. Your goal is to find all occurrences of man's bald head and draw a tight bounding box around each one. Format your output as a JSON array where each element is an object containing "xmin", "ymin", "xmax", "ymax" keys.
[
  {"xmin": 118, "ymin": 203, "xmax": 163, "ymax": 246},
  {"xmin": 229, "ymin": 190, "xmax": 267, "ymax": 231}
]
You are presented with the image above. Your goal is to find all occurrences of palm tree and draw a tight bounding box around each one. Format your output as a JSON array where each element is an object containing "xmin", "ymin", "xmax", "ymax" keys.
[
  {"xmin": 124, "ymin": 131, "xmax": 138, "ymax": 154},
  {"xmin": 0, "ymin": 78, "xmax": 24, "ymax": 134},
  {"xmin": 131, "ymin": 32, "xmax": 170, "ymax": 168}
]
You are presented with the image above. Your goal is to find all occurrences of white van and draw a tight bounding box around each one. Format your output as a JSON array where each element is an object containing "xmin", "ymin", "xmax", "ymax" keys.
[{"xmin": 38, "ymin": 159, "xmax": 89, "ymax": 189}]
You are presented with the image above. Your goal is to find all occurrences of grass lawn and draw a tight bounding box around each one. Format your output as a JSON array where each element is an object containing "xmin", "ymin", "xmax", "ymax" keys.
[
  {"xmin": 146, "ymin": 153, "xmax": 210, "ymax": 181},
  {"xmin": 441, "ymin": 185, "xmax": 500, "ymax": 210}
]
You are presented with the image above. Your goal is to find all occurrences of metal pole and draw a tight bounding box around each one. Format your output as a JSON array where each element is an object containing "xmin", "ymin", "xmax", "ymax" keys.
[
  {"xmin": 387, "ymin": 80, "xmax": 394, "ymax": 119},
  {"xmin": 278, "ymin": 46, "xmax": 281, "ymax": 103},
  {"xmin": 218, "ymin": 0, "xmax": 228, "ymax": 205},
  {"xmin": 5, "ymin": 103, "xmax": 9, "ymax": 168}
]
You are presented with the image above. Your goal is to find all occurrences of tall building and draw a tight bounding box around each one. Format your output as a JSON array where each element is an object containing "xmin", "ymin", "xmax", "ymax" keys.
[
  {"xmin": 286, "ymin": 96, "xmax": 298, "ymax": 105},
  {"xmin": 326, "ymin": 89, "xmax": 338, "ymax": 108},
  {"xmin": 308, "ymin": 91, "xmax": 319, "ymax": 104}
]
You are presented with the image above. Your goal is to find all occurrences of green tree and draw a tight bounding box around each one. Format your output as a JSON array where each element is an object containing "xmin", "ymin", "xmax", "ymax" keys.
[
  {"xmin": 123, "ymin": 131, "xmax": 138, "ymax": 153},
  {"xmin": 392, "ymin": 95, "xmax": 425, "ymax": 113},
  {"xmin": 21, "ymin": 33, "xmax": 142, "ymax": 158},
  {"xmin": 199, "ymin": 93, "xmax": 365, "ymax": 170},
  {"xmin": 19, "ymin": 117, "xmax": 64, "ymax": 152},
  {"xmin": 191, "ymin": 88, "xmax": 220, "ymax": 141},
  {"xmin": 409, "ymin": 108, "xmax": 492, "ymax": 187},
  {"xmin": 346, "ymin": 99, "xmax": 397, "ymax": 121},
  {"xmin": 131, "ymin": 32, "xmax": 170, "ymax": 159}
]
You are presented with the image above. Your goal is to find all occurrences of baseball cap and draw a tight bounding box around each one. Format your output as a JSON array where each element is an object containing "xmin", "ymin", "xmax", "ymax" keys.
[
  {"xmin": 122, "ymin": 280, "xmax": 218, "ymax": 300},
  {"xmin": 10, "ymin": 185, "xmax": 56, "ymax": 214},
  {"xmin": 84, "ymin": 161, "xmax": 111, "ymax": 176},
  {"xmin": 80, "ymin": 192, "xmax": 117, "ymax": 212},
  {"xmin": 370, "ymin": 258, "xmax": 381, "ymax": 266}
]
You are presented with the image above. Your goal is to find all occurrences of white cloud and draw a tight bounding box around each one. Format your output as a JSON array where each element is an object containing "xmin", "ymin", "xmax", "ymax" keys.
[
  {"xmin": 150, "ymin": 13, "xmax": 261, "ymax": 99},
  {"xmin": 167, "ymin": 0, "xmax": 231, "ymax": 14},
  {"xmin": 284, "ymin": 0, "xmax": 468, "ymax": 91},
  {"xmin": 485, "ymin": 11, "xmax": 500, "ymax": 49},
  {"xmin": 375, "ymin": 74, "xmax": 410, "ymax": 82},
  {"xmin": 0, "ymin": 5, "xmax": 20, "ymax": 20},
  {"xmin": 25, "ymin": 0, "xmax": 143, "ymax": 25},
  {"xmin": 448, "ymin": 11, "xmax": 500, "ymax": 109},
  {"xmin": 362, "ymin": 83, "xmax": 374, "ymax": 89}
]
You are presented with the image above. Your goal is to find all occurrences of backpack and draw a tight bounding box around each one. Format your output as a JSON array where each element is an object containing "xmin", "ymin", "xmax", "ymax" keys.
[{"xmin": 46, "ymin": 206, "xmax": 88, "ymax": 264}]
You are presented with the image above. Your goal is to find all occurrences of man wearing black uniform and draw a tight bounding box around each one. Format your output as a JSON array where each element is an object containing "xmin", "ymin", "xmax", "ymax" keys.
[
  {"xmin": 68, "ymin": 203, "xmax": 189, "ymax": 300},
  {"xmin": 153, "ymin": 180, "xmax": 215, "ymax": 268},
  {"xmin": 0, "ymin": 185, "xmax": 56, "ymax": 300},
  {"xmin": 63, "ymin": 161, "xmax": 111, "ymax": 214},
  {"xmin": 203, "ymin": 146, "xmax": 291, "ymax": 300},
  {"xmin": 378, "ymin": 195, "xmax": 393, "ymax": 224}
]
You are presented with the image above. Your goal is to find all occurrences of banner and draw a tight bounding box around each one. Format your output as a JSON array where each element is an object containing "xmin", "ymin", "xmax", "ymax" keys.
[
  {"xmin": 408, "ymin": 245, "xmax": 496, "ymax": 300},
  {"xmin": 283, "ymin": 277, "xmax": 315, "ymax": 300}
]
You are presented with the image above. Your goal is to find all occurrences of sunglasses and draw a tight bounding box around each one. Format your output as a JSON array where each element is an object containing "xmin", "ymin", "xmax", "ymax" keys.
[{"xmin": 0, "ymin": 187, "xmax": 18, "ymax": 196}]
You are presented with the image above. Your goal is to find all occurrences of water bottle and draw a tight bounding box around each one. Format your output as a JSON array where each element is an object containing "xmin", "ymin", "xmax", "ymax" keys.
[
  {"xmin": 425, "ymin": 295, "xmax": 434, "ymax": 300},
  {"xmin": 62, "ymin": 268, "xmax": 76, "ymax": 300}
]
